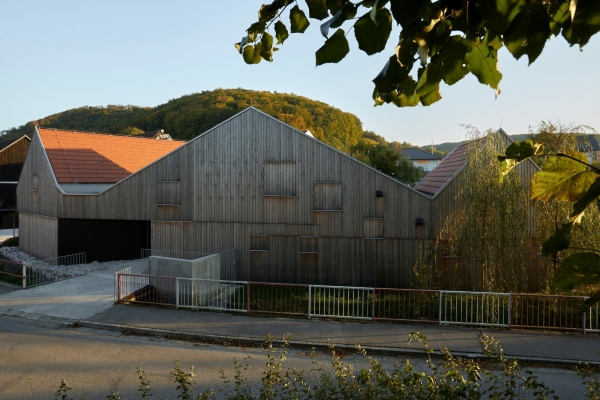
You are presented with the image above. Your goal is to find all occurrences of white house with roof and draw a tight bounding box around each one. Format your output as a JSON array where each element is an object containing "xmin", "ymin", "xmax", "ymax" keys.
[{"xmin": 400, "ymin": 148, "xmax": 442, "ymax": 172}]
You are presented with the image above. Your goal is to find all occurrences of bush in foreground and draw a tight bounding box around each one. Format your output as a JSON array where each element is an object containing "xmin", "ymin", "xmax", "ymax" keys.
[{"xmin": 53, "ymin": 333, "xmax": 599, "ymax": 400}]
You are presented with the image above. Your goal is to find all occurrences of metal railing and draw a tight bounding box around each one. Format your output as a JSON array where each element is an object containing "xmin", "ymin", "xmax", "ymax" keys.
[
  {"xmin": 248, "ymin": 282, "xmax": 309, "ymax": 316},
  {"xmin": 511, "ymin": 294, "xmax": 585, "ymax": 332},
  {"xmin": 309, "ymin": 285, "xmax": 373, "ymax": 320},
  {"xmin": 0, "ymin": 258, "xmax": 24, "ymax": 288},
  {"xmin": 178, "ymin": 278, "xmax": 247, "ymax": 312},
  {"xmin": 113, "ymin": 272, "xmax": 600, "ymax": 333},
  {"xmin": 116, "ymin": 273, "xmax": 177, "ymax": 306},
  {"xmin": 42, "ymin": 252, "xmax": 86, "ymax": 267},
  {"xmin": 440, "ymin": 291, "xmax": 511, "ymax": 327},
  {"xmin": 373, "ymin": 288, "xmax": 440, "ymax": 323}
]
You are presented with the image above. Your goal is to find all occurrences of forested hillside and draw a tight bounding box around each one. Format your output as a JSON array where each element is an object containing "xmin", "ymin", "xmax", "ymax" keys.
[{"xmin": 3, "ymin": 89, "xmax": 364, "ymax": 152}]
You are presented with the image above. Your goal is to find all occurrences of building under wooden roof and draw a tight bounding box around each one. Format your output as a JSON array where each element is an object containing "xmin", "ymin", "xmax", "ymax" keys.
[
  {"xmin": 0, "ymin": 135, "xmax": 31, "ymax": 228},
  {"xmin": 16, "ymin": 110, "xmax": 540, "ymax": 288}
]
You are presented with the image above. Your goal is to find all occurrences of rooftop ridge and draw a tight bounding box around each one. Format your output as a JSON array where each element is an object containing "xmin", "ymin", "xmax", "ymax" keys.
[{"xmin": 37, "ymin": 127, "xmax": 186, "ymax": 143}]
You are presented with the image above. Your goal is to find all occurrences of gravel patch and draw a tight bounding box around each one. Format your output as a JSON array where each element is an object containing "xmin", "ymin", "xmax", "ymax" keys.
[{"xmin": 0, "ymin": 247, "xmax": 130, "ymax": 281}]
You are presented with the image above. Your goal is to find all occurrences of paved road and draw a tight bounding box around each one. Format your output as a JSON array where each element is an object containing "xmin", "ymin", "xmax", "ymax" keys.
[{"xmin": 0, "ymin": 317, "xmax": 591, "ymax": 400}]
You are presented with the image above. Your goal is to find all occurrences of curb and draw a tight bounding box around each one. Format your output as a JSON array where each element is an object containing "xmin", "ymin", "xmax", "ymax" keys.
[{"xmin": 76, "ymin": 320, "xmax": 599, "ymax": 368}]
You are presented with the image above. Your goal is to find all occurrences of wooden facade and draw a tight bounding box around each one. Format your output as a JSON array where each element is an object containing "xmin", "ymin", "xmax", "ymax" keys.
[
  {"xmin": 0, "ymin": 135, "xmax": 31, "ymax": 228},
  {"xmin": 16, "ymin": 108, "xmax": 539, "ymax": 288}
]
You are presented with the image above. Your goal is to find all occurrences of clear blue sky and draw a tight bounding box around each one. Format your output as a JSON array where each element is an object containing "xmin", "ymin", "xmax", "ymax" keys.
[{"xmin": 1, "ymin": 1, "xmax": 599, "ymax": 146}]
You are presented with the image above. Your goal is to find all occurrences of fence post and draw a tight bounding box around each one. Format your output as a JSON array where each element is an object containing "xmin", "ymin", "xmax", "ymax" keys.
[
  {"xmin": 438, "ymin": 291, "xmax": 443, "ymax": 326},
  {"xmin": 508, "ymin": 294, "xmax": 512, "ymax": 329},
  {"xmin": 175, "ymin": 278, "xmax": 180, "ymax": 309},
  {"xmin": 117, "ymin": 274, "xmax": 121, "ymax": 302},
  {"xmin": 372, "ymin": 288, "xmax": 375, "ymax": 323},
  {"xmin": 583, "ymin": 310, "xmax": 587, "ymax": 334},
  {"xmin": 246, "ymin": 282, "xmax": 250, "ymax": 313},
  {"xmin": 308, "ymin": 285, "xmax": 312, "ymax": 320},
  {"xmin": 22, "ymin": 263, "xmax": 26, "ymax": 289}
]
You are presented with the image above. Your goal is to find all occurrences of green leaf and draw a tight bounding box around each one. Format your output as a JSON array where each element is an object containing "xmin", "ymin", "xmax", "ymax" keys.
[
  {"xmin": 498, "ymin": 140, "xmax": 545, "ymax": 178},
  {"xmin": 430, "ymin": 35, "xmax": 470, "ymax": 86},
  {"xmin": 542, "ymin": 222, "xmax": 573, "ymax": 256},
  {"xmin": 372, "ymin": 55, "xmax": 410, "ymax": 92},
  {"xmin": 259, "ymin": 4, "xmax": 279, "ymax": 23},
  {"xmin": 426, "ymin": 19, "xmax": 451, "ymax": 57},
  {"xmin": 419, "ymin": 84, "xmax": 442, "ymax": 106},
  {"xmin": 326, "ymin": 0, "xmax": 345, "ymax": 15},
  {"xmin": 243, "ymin": 43, "xmax": 263, "ymax": 64},
  {"xmin": 395, "ymin": 76, "xmax": 419, "ymax": 107},
  {"xmin": 247, "ymin": 21, "xmax": 267, "ymax": 36},
  {"xmin": 390, "ymin": 0, "xmax": 428, "ymax": 29},
  {"xmin": 320, "ymin": 3, "xmax": 357, "ymax": 38},
  {"xmin": 275, "ymin": 21, "xmax": 289, "ymax": 44},
  {"xmin": 290, "ymin": 5, "xmax": 310, "ymax": 33},
  {"xmin": 234, "ymin": 36, "xmax": 249, "ymax": 54},
  {"xmin": 306, "ymin": 0, "xmax": 329, "ymax": 20},
  {"xmin": 395, "ymin": 28, "xmax": 418, "ymax": 67},
  {"xmin": 554, "ymin": 252, "xmax": 600, "ymax": 291},
  {"xmin": 260, "ymin": 33, "xmax": 275, "ymax": 61},
  {"xmin": 316, "ymin": 29, "xmax": 350, "ymax": 65},
  {"xmin": 571, "ymin": 176, "xmax": 600, "ymax": 222},
  {"xmin": 476, "ymin": 0, "xmax": 525, "ymax": 35},
  {"xmin": 531, "ymin": 151, "xmax": 593, "ymax": 201},
  {"xmin": 562, "ymin": 0, "xmax": 600, "ymax": 48},
  {"xmin": 354, "ymin": 8, "xmax": 392, "ymax": 55},
  {"xmin": 369, "ymin": 0, "xmax": 390, "ymax": 22},
  {"xmin": 550, "ymin": 1, "xmax": 571, "ymax": 36},
  {"xmin": 465, "ymin": 40, "xmax": 502, "ymax": 89},
  {"xmin": 504, "ymin": 2, "xmax": 552, "ymax": 65}
]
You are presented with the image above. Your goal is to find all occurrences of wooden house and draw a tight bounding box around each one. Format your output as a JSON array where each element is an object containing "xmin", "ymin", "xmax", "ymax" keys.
[
  {"xmin": 17, "ymin": 108, "xmax": 434, "ymax": 287},
  {"xmin": 0, "ymin": 135, "xmax": 31, "ymax": 229}
]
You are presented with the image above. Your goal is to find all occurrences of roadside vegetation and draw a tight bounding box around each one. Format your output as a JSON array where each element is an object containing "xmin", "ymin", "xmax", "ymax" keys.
[{"xmin": 51, "ymin": 333, "xmax": 599, "ymax": 400}]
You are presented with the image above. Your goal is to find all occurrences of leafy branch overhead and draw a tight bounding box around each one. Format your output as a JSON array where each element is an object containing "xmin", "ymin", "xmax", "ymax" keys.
[
  {"xmin": 498, "ymin": 139, "xmax": 600, "ymax": 300},
  {"xmin": 235, "ymin": 0, "xmax": 600, "ymax": 107}
]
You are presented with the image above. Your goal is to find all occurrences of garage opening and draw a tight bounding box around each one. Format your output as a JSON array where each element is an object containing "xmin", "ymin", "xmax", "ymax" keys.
[{"xmin": 58, "ymin": 219, "xmax": 150, "ymax": 262}]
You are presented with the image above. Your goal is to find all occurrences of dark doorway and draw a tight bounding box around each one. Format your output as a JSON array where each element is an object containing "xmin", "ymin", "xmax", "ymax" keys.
[{"xmin": 58, "ymin": 219, "xmax": 150, "ymax": 262}]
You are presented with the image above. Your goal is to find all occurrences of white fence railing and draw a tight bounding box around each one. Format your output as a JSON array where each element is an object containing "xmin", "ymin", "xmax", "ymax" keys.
[
  {"xmin": 41, "ymin": 252, "xmax": 86, "ymax": 267},
  {"xmin": 440, "ymin": 291, "xmax": 511, "ymax": 327},
  {"xmin": 114, "ymin": 273, "xmax": 596, "ymax": 333},
  {"xmin": 309, "ymin": 285, "xmax": 373, "ymax": 321},
  {"xmin": 177, "ymin": 278, "xmax": 247, "ymax": 312}
]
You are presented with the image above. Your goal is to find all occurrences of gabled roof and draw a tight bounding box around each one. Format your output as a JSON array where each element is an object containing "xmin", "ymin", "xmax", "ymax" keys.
[
  {"xmin": 139, "ymin": 129, "xmax": 174, "ymax": 141},
  {"xmin": 37, "ymin": 128, "xmax": 185, "ymax": 184},
  {"xmin": 414, "ymin": 143, "xmax": 467, "ymax": 196},
  {"xmin": 400, "ymin": 147, "xmax": 441, "ymax": 161},
  {"xmin": 577, "ymin": 134, "xmax": 600, "ymax": 152},
  {"xmin": 0, "ymin": 135, "xmax": 30, "ymax": 152}
]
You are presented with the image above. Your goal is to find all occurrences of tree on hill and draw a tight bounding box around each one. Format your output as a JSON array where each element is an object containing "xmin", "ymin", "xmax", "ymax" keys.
[
  {"xmin": 2, "ymin": 89, "xmax": 366, "ymax": 153},
  {"xmin": 236, "ymin": 0, "xmax": 600, "ymax": 107}
]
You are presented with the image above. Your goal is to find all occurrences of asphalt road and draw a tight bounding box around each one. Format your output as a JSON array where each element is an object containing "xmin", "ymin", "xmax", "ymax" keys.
[{"xmin": 0, "ymin": 317, "xmax": 592, "ymax": 399}]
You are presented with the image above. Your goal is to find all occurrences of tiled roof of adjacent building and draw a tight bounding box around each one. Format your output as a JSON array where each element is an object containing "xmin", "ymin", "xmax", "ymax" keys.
[
  {"xmin": 400, "ymin": 147, "xmax": 441, "ymax": 161},
  {"xmin": 577, "ymin": 134, "xmax": 600, "ymax": 152},
  {"xmin": 414, "ymin": 143, "xmax": 467, "ymax": 196},
  {"xmin": 38, "ymin": 128, "xmax": 185, "ymax": 183}
]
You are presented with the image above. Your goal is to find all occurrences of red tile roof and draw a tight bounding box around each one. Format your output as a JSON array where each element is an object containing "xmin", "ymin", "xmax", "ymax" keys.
[
  {"xmin": 38, "ymin": 128, "xmax": 185, "ymax": 183},
  {"xmin": 414, "ymin": 143, "xmax": 467, "ymax": 196}
]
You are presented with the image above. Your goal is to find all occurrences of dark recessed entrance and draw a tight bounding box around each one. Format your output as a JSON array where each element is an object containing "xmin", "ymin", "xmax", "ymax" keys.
[{"xmin": 58, "ymin": 219, "xmax": 150, "ymax": 262}]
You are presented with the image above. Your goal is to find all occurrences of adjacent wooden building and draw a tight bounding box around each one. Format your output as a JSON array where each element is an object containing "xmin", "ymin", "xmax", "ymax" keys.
[
  {"xmin": 0, "ymin": 135, "xmax": 31, "ymax": 229},
  {"xmin": 17, "ymin": 109, "xmax": 539, "ymax": 288}
]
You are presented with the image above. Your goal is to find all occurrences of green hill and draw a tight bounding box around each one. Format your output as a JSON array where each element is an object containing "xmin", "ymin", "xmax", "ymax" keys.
[{"xmin": 3, "ymin": 89, "xmax": 364, "ymax": 152}]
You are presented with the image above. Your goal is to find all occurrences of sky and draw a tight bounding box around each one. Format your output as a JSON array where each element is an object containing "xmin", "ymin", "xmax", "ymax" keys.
[{"xmin": 1, "ymin": 1, "xmax": 599, "ymax": 146}]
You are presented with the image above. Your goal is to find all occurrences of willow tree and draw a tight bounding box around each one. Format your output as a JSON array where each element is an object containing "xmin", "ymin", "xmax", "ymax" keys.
[{"xmin": 415, "ymin": 128, "xmax": 531, "ymax": 292}]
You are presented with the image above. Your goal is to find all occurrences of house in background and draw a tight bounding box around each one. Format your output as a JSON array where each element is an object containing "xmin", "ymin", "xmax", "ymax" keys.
[
  {"xmin": 0, "ymin": 135, "xmax": 31, "ymax": 229},
  {"xmin": 577, "ymin": 134, "xmax": 600, "ymax": 163},
  {"xmin": 139, "ymin": 129, "xmax": 174, "ymax": 141},
  {"xmin": 400, "ymin": 147, "xmax": 442, "ymax": 172}
]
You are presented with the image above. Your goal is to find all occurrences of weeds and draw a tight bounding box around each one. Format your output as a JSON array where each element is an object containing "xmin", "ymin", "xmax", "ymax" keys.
[{"xmin": 50, "ymin": 333, "xmax": 597, "ymax": 399}]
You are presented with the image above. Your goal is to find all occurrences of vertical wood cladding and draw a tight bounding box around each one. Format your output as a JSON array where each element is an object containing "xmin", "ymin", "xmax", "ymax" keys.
[
  {"xmin": 19, "ymin": 212, "xmax": 58, "ymax": 259},
  {"xmin": 21, "ymin": 109, "xmax": 438, "ymax": 287},
  {"xmin": 263, "ymin": 162, "xmax": 296, "ymax": 196},
  {"xmin": 313, "ymin": 182, "xmax": 342, "ymax": 210}
]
